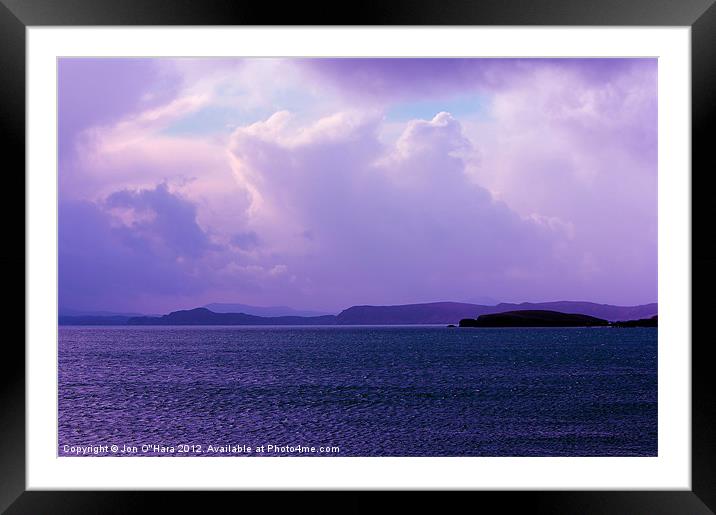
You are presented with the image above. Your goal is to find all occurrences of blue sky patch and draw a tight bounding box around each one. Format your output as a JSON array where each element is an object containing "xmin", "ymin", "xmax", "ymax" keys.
[{"xmin": 386, "ymin": 94, "xmax": 488, "ymax": 122}]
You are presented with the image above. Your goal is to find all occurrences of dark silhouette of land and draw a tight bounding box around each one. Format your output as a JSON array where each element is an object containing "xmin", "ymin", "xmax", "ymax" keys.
[
  {"xmin": 333, "ymin": 301, "xmax": 656, "ymax": 324},
  {"xmin": 611, "ymin": 315, "xmax": 658, "ymax": 327},
  {"xmin": 203, "ymin": 303, "xmax": 331, "ymax": 317},
  {"xmin": 58, "ymin": 301, "xmax": 658, "ymax": 326},
  {"xmin": 127, "ymin": 308, "xmax": 336, "ymax": 326},
  {"xmin": 459, "ymin": 311, "xmax": 658, "ymax": 328},
  {"xmin": 459, "ymin": 310, "xmax": 610, "ymax": 327}
]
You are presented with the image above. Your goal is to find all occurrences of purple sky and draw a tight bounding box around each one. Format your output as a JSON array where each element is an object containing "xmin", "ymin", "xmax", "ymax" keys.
[{"xmin": 58, "ymin": 58, "xmax": 657, "ymax": 314}]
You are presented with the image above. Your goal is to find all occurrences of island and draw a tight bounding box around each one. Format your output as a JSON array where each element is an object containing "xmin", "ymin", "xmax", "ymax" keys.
[
  {"xmin": 459, "ymin": 310, "xmax": 610, "ymax": 327},
  {"xmin": 611, "ymin": 315, "xmax": 658, "ymax": 327}
]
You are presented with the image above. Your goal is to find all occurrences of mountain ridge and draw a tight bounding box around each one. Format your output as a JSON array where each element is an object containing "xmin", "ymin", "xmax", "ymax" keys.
[
  {"xmin": 203, "ymin": 303, "xmax": 333, "ymax": 317},
  {"xmin": 334, "ymin": 301, "xmax": 657, "ymax": 325},
  {"xmin": 128, "ymin": 308, "xmax": 336, "ymax": 326},
  {"xmin": 56, "ymin": 300, "xmax": 660, "ymax": 326}
]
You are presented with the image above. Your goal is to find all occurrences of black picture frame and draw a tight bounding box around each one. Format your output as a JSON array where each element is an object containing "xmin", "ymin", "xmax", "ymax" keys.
[{"xmin": 4, "ymin": 0, "xmax": 715, "ymax": 513}]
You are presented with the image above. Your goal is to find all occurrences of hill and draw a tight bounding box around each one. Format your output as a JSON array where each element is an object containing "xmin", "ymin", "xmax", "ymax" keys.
[
  {"xmin": 59, "ymin": 301, "xmax": 658, "ymax": 326},
  {"xmin": 459, "ymin": 310, "xmax": 610, "ymax": 327},
  {"xmin": 127, "ymin": 308, "xmax": 336, "ymax": 326},
  {"xmin": 203, "ymin": 303, "xmax": 332, "ymax": 317},
  {"xmin": 335, "ymin": 301, "xmax": 656, "ymax": 325}
]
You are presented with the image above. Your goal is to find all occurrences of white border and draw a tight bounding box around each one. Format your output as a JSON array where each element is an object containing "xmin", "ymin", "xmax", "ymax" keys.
[{"xmin": 27, "ymin": 27, "xmax": 691, "ymax": 490}]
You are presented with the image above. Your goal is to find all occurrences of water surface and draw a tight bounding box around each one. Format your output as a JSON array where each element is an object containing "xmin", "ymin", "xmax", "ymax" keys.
[{"xmin": 58, "ymin": 326, "xmax": 657, "ymax": 456}]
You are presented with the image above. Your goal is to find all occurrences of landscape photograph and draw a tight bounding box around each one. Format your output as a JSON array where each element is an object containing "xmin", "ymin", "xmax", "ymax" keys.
[{"xmin": 58, "ymin": 57, "xmax": 657, "ymax": 457}]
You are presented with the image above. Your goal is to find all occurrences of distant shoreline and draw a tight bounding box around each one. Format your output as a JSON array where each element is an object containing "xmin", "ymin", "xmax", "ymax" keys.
[
  {"xmin": 59, "ymin": 324, "xmax": 657, "ymax": 329},
  {"xmin": 59, "ymin": 300, "xmax": 657, "ymax": 328}
]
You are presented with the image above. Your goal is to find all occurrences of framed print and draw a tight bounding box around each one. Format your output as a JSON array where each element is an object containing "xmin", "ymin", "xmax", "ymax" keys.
[{"xmin": 5, "ymin": 0, "xmax": 716, "ymax": 513}]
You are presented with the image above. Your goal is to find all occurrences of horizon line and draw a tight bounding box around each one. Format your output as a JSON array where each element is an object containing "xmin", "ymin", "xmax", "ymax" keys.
[{"xmin": 60, "ymin": 298, "xmax": 659, "ymax": 317}]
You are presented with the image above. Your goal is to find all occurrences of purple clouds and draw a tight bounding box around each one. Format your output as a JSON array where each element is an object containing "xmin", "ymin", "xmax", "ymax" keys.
[
  {"xmin": 106, "ymin": 183, "xmax": 213, "ymax": 258},
  {"xmin": 58, "ymin": 58, "xmax": 657, "ymax": 314}
]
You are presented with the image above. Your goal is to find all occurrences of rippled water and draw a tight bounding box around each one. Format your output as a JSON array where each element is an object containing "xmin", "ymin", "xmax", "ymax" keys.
[{"xmin": 58, "ymin": 326, "xmax": 657, "ymax": 456}]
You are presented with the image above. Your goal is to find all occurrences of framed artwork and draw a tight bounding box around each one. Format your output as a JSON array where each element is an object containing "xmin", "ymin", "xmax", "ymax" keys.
[{"xmin": 6, "ymin": 0, "xmax": 715, "ymax": 512}]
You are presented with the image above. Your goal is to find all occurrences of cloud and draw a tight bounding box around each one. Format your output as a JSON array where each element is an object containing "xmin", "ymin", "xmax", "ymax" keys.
[
  {"xmin": 59, "ymin": 183, "xmax": 301, "ymax": 313},
  {"xmin": 58, "ymin": 196, "xmax": 209, "ymax": 312},
  {"xmin": 301, "ymin": 58, "xmax": 655, "ymax": 104},
  {"xmin": 459, "ymin": 58, "xmax": 657, "ymax": 302},
  {"xmin": 300, "ymin": 58, "xmax": 515, "ymax": 102},
  {"xmin": 58, "ymin": 58, "xmax": 179, "ymax": 165},
  {"xmin": 230, "ymin": 231, "xmax": 260, "ymax": 250},
  {"xmin": 58, "ymin": 58, "xmax": 657, "ymax": 311},
  {"xmin": 226, "ymin": 110, "xmax": 575, "ymax": 308},
  {"xmin": 105, "ymin": 183, "xmax": 215, "ymax": 258}
]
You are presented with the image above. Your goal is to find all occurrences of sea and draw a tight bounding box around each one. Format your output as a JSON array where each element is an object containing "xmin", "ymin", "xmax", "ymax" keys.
[{"xmin": 58, "ymin": 326, "xmax": 657, "ymax": 457}]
